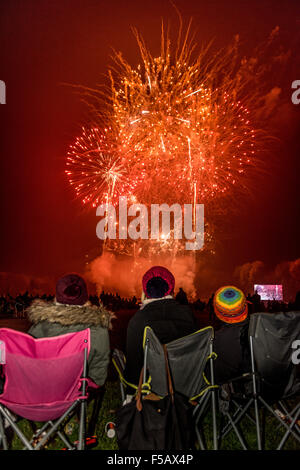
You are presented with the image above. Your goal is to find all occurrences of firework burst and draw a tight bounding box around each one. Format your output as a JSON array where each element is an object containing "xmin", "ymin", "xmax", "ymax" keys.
[
  {"xmin": 67, "ymin": 21, "xmax": 279, "ymax": 256},
  {"xmin": 106, "ymin": 25, "xmax": 266, "ymax": 208},
  {"xmin": 66, "ymin": 127, "xmax": 143, "ymax": 207}
]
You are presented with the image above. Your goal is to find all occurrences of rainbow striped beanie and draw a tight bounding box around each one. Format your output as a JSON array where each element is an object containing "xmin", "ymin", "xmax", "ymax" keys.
[{"xmin": 213, "ymin": 286, "xmax": 248, "ymax": 324}]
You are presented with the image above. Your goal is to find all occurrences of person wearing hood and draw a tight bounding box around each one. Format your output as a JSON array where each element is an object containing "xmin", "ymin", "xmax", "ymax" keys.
[
  {"xmin": 123, "ymin": 266, "xmax": 197, "ymax": 392},
  {"xmin": 27, "ymin": 274, "xmax": 114, "ymax": 387}
]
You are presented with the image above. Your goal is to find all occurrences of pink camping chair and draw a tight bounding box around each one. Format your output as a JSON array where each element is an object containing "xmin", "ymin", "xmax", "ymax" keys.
[{"xmin": 0, "ymin": 327, "xmax": 91, "ymax": 450}]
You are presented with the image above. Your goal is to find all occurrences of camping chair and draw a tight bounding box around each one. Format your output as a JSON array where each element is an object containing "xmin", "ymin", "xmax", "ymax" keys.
[
  {"xmin": 217, "ymin": 311, "xmax": 300, "ymax": 450},
  {"xmin": 0, "ymin": 327, "xmax": 91, "ymax": 450},
  {"xmin": 142, "ymin": 326, "xmax": 219, "ymax": 450}
]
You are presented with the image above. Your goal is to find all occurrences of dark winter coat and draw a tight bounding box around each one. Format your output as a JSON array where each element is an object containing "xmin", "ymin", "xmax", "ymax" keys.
[
  {"xmin": 27, "ymin": 299, "xmax": 112, "ymax": 386},
  {"xmin": 123, "ymin": 298, "xmax": 198, "ymax": 388},
  {"xmin": 212, "ymin": 318, "xmax": 251, "ymax": 385}
]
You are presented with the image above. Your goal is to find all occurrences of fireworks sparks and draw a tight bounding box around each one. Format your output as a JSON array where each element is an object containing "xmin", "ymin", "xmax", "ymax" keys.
[
  {"xmin": 66, "ymin": 21, "xmax": 277, "ymax": 256},
  {"xmin": 66, "ymin": 127, "xmax": 142, "ymax": 207},
  {"xmin": 109, "ymin": 29, "xmax": 260, "ymax": 207}
]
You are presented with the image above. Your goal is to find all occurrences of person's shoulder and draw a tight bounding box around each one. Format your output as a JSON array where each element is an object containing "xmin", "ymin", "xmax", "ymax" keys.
[
  {"xmin": 90, "ymin": 323, "xmax": 109, "ymax": 334},
  {"xmin": 169, "ymin": 298, "xmax": 193, "ymax": 313},
  {"xmin": 127, "ymin": 308, "xmax": 145, "ymax": 325},
  {"xmin": 89, "ymin": 325, "xmax": 110, "ymax": 348},
  {"xmin": 140, "ymin": 298, "xmax": 173, "ymax": 314}
]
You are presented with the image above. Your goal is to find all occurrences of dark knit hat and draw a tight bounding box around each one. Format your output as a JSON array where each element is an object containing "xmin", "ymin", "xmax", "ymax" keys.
[
  {"xmin": 213, "ymin": 285, "xmax": 248, "ymax": 324},
  {"xmin": 142, "ymin": 266, "xmax": 175, "ymax": 299},
  {"xmin": 56, "ymin": 274, "xmax": 88, "ymax": 306}
]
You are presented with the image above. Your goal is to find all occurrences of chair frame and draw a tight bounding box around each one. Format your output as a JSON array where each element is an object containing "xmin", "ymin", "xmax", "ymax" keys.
[
  {"xmin": 142, "ymin": 329, "xmax": 219, "ymax": 450},
  {"xmin": 112, "ymin": 315, "xmax": 300, "ymax": 451},
  {"xmin": 217, "ymin": 333, "xmax": 300, "ymax": 450},
  {"xmin": 112, "ymin": 349, "xmax": 128, "ymax": 404},
  {"xmin": 191, "ymin": 341, "xmax": 219, "ymax": 450},
  {"xmin": 0, "ymin": 340, "xmax": 89, "ymax": 450}
]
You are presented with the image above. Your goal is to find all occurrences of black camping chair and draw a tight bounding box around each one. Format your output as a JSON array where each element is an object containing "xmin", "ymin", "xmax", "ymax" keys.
[
  {"xmin": 217, "ymin": 311, "xmax": 300, "ymax": 450},
  {"xmin": 142, "ymin": 326, "xmax": 219, "ymax": 450}
]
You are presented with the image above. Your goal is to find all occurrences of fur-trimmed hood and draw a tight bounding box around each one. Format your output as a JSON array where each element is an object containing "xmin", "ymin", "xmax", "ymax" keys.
[{"xmin": 27, "ymin": 299, "xmax": 115, "ymax": 329}]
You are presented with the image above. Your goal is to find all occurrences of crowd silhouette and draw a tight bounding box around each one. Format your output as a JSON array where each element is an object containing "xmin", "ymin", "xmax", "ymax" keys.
[{"xmin": 0, "ymin": 288, "xmax": 299, "ymax": 320}]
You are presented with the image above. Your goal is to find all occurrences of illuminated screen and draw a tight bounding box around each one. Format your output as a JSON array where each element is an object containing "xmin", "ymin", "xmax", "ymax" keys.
[{"xmin": 254, "ymin": 284, "xmax": 283, "ymax": 301}]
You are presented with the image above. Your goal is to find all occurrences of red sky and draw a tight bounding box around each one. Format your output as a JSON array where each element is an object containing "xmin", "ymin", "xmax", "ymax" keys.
[{"xmin": 0, "ymin": 0, "xmax": 299, "ymax": 297}]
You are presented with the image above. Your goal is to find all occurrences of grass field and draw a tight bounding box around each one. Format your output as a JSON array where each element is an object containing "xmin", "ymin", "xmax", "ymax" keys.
[{"xmin": 6, "ymin": 378, "xmax": 299, "ymax": 451}]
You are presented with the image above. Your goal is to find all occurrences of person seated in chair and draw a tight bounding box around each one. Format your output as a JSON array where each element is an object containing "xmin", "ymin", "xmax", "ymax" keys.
[
  {"xmin": 27, "ymin": 273, "xmax": 114, "ymax": 387},
  {"xmin": 211, "ymin": 285, "xmax": 251, "ymax": 385},
  {"xmin": 123, "ymin": 266, "xmax": 197, "ymax": 397}
]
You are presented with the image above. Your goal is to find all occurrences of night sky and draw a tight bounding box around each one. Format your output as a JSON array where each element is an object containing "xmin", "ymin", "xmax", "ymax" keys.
[{"xmin": 0, "ymin": 0, "xmax": 299, "ymax": 298}]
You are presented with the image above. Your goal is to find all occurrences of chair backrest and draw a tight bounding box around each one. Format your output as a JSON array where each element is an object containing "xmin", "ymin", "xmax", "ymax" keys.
[
  {"xmin": 0, "ymin": 327, "xmax": 90, "ymax": 421},
  {"xmin": 249, "ymin": 312, "xmax": 300, "ymax": 399},
  {"xmin": 143, "ymin": 326, "xmax": 214, "ymax": 400},
  {"xmin": 112, "ymin": 349, "xmax": 126, "ymax": 376}
]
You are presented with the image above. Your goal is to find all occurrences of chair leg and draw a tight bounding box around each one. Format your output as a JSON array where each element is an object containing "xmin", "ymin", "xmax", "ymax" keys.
[
  {"xmin": 211, "ymin": 389, "xmax": 218, "ymax": 450},
  {"xmin": 77, "ymin": 400, "xmax": 87, "ymax": 450},
  {"xmin": 77, "ymin": 346, "xmax": 88, "ymax": 450},
  {"xmin": 120, "ymin": 381, "xmax": 125, "ymax": 403},
  {"xmin": 27, "ymin": 420, "xmax": 50, "ymax": 449},
  {"xmin": 0, "ymin": 411, "xmax": 8, "ymax": 450},
  {"xmin": 232, "ymin": 399, "xmax": 257, "ymax": 426},
  {"xmin": 277, "ymin": 401, "xmax": 300, "ymax": 434},
  {"xmin": 49, "ymin": 420, "xmax": 75, "ymax": 450},
  {"xmin": 254, "ymin": 396, "xmax": 262, "ymax": 450},
  {"xmin": 225, "ymin": 411, "xmax": 247, "ymax": 450},
  {"xmin": 193, "ymin": 391, "xmax": 210, "ymax": 450},
  {"xmin": 195, "ymin": 425, "xmax": 206, "ymax": 450},
  {"xmin": 194, "ymin": 389, "xmax": 218, "ymax": 450},
  {"xmin": 220, "ymin": 398, "xmax": 253, "ymax": 440},
  {"xmin": 261, "ymin": 407, "xmax": 266, "ymax": 450},
  {"xmin": 249, "ymin": 335, "xmax": 262, "ymax": 450},
  {"xmin": 0, "ymin": 405, "xmax": 33, "ymax": 450},
  {"xmin": 34, "ymin": 401, "xmax": 79, "ymax": 450},
  {"xmin": 208, "ymin": 344, "xmax": 218, "ymax": 450},
  {"xmin": 87, "ymin": 387, "xmax": 105, "ymax": 436},
  {"xmin": 259, "ymin": 396, "xmax": 300, "ymax": 445},
  {"xmin": 27, "ymin": 420, "xmax": 74, "ymax": 450},
  {"xmin": 277, "ymin": 405, "xmax": 300, "ymax": 450}
]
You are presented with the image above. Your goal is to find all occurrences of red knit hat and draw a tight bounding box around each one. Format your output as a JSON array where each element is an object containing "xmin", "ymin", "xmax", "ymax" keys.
[
  {"xmin": 56, "ymin": 274, "xmax": 88, "ymax": 306},
  {"xmin": 142, "ymin": 266, "xmax": 175, "ymax": 299}
]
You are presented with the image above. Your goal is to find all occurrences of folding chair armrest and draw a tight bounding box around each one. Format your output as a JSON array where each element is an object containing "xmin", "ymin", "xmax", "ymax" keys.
[
  {"xmin": 86, "ymin": 378, "xmax": 100, "ymax": 390},
  {"xmin": 112, "ymin": 355, "xmax": 138, "ymax": 392}
]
